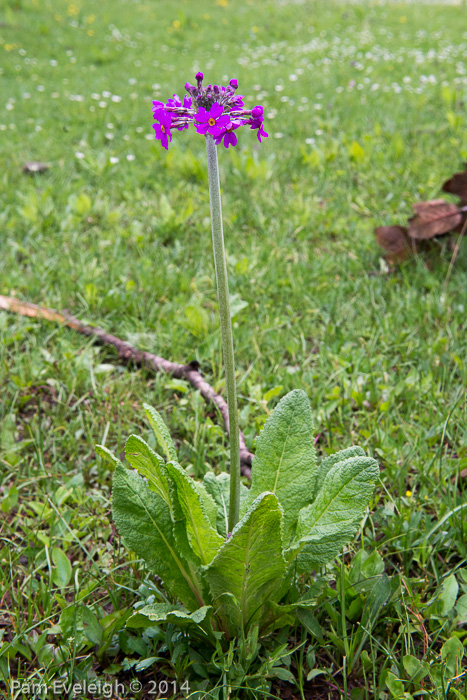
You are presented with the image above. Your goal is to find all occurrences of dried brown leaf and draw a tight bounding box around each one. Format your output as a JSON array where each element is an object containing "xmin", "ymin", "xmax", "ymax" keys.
[
  {"xmin": 23, "ymin": 161, "xmax": 50, "ymax": 175},
  {"xmin": 442, "ymin": 163, "xmax": 467, "ymax": 205},
  {"xmin": 408, "ymin": 199, "xmax": 462, "ymax": 240},
  {"xmin": 375, "ymin": 225, "xmax": 413, "ymax": 263}
]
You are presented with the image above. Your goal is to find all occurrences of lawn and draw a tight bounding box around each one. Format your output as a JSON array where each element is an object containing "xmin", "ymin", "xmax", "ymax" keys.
[{"xmin": 0, "ymin": 0, "xmax": 466, "ymax": 698}]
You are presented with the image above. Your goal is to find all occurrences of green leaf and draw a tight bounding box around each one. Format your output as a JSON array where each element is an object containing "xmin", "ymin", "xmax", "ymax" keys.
[
  {"xmin": 1, "ymin": 485, "xmax": 18, "ymax": 514},
  {"xmin": 441, "ymin": 636, "xmax": 464, "ymax": 676},
  {"xmin": 296, "ymin": 609, "xmax": 324, "ymax": 641},
  {"xmin": 95, "ymin": 444, "xmax": 122, "ymax": 469},
  {"xmin": 386, "ymin": 671, "xmax": 404, "ymax": 697},
  {"xmin": 112, "ymin": 463, "xmax": 201, "ymax": 611},
  {"xmin": 142, "ymin": 403, "xmax": 177, "ymax": 462},
  {"xmin": 316, "ymin": 446, "xmax": 365, "ymax": 495},
  {"xmin": 249, "ymin": 390, "xmax": 317, "ymax": 539},
  {"xmin": 229, "ymin": 293, "xmax": 248, "ymax": 319},
  {"xmin": 203, "ymin": 472, "xmax": 250, "ymax": 536},
  {"xmin": 128, "ymin": 603, "xmax": 213, "ymax": 633},
  {"xmin": 403, "ymin": 655, "xmax": 429, "ymax": 683},
  {"xmin": 455, "ymin": 593, "xmax": 467, "ymax": 622},
  {"xmin": 165, "ymin": 461, "xmax": 223, "ymax": 566},
  {"xmin": 349, "ymin": 549, "xmax": 385, "ymax": 591},
  {"xmin": 289, "ymin": 455, "xmax": 379, "ymax": 572},
  {"xmin": 52, "ymin": 548, "xmax": 72, "ymax": 588},
  {"xmin": 82, "ymin": 607, "xmax": 103, "ymax": 645},
  {"xmin": 436, "ymin": 574, "xmax": 459, "ymax": 616},
  {"xmin": 203, "ymin": 493, "xmax": 287, "ymax": 632},
  {"xmin": 351, "ymin": 574, "xmax": 391, "ymax": 670},
  {"xmin": 125, "ymin": 434, "xmax": 172, "ymax": 513},
  {"xmin": 259, "ymin": 601, "xmax": 296, "ymax": 636}
]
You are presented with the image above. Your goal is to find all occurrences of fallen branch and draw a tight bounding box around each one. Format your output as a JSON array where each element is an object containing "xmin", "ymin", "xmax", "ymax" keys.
[{"xmin": 0, "ymin": 295, "xmax": 253, "ymax": 477}]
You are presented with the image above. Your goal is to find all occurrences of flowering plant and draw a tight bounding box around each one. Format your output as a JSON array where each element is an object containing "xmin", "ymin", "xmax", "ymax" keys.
[
  {"xmin": 152, "ymin": 72, "xmax": 268, "ymax": 150},
  {"xmin": 98, "ymin": 73, "xmax": 378, "ymax": 690}
]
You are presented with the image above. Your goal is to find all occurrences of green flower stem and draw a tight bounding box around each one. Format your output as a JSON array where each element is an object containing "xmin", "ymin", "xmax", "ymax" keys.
[{"xmin": 205, "ymin": 134, "xmax": 240, "ymax": 531}]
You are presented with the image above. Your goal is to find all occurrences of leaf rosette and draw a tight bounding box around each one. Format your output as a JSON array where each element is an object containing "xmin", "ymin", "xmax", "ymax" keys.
[{"xmin": 99, "ymin": 390, "xmax": 379, "ymax": 640}]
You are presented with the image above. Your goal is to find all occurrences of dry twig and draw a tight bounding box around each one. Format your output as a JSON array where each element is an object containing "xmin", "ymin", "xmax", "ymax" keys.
[{"xmin": 0, "ymin": 295, "xmax": 253, "ymax": 477}]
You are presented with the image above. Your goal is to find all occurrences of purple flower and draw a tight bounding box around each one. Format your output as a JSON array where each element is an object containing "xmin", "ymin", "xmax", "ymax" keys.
[
  {"xmin": 195, "ymin": 103, "xmax": 229, "ymax": 136},
  {"xmin": 214, "ymin": 121, "xmax": 240, "ymax": 148},
  {"xmin": 254, "ymin": 123, "xmax": 268, "ymax": 142},
  {"xmin": 151, "ymin": 72, "xmax": 266, "ymax": 150},
  {"xmin": 152, "ymin": 108, "xmax": 173, "ymax": 150}
]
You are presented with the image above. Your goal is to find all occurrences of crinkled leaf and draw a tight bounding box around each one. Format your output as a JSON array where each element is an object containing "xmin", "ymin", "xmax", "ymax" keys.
[
  {"xmin": 375, "ymin": 225, "xmax": 414, "ymax": 264},
  {"xmin": 249, "ymin": 390, "xmax": 317, "ymax": 539},
  {"xmin": 95, "ymin": 444, "xmax": 122, "ymax": 469},
  {"xmin": 143, "ymin": 403, "xmax": 177, "ymax": 461},
  {"xmin": 165, "ymin": 461, "xmax": 223, "ymax": 566},
  {"xmin": 316, "ymin": 446, "xmax": 365, "ymax": 495},
  {"xmin": 193, "ymin": 480, "xmax": 219, "ymax": 530},
  {"xmin": 289, "ymin": 456, "xmax": 379, "ymax": 572},
  {"xmin": 203, "ymin": 493, "xmax": 287, "ymax": 632},
  {"xmin": 128, "ymin": 603, "xmax": 212, "ymax": 632},
  {"xmin": 125, "ymin": 434, "xmax": 171, "ymax": 513},
  {"xmin": 442, "ymin": 163, "xmax": 467, "ymax": 205},
  {"xmin": 112, "ymin": 463, "xmax": 201, "ymax": 611},
  {"xmin": 203, "ymin": 472, "xmax": 250, "ymax": 536},
  {"xmin": 408, "ymin": 199, "xmax": 462, "ymax": 240}
]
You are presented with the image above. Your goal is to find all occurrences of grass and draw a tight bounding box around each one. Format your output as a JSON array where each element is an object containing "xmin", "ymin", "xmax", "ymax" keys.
[{"xmin": 0, "ymin": 0, "xmax": 466, "ymax": 697}]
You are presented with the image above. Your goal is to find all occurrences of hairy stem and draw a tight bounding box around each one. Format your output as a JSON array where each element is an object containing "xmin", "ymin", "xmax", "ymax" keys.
[{"xmin": 205, "ymin": 134, "xmax": 241, "ymax": 531}]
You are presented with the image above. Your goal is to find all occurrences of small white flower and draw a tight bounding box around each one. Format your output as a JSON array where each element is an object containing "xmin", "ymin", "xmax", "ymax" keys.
[
  {"xmin": 274, "ymin": 132, "xmax": 283, "ymax": 139},
  {"xmin": 105, "ymin": 132, "xmax": 114, "ymax": 140},
  {"xmin": 129, "ymin": 78, "xmax": 137, "ymax": 85},
  {"xmin": 102, "ymin": 90, "xmax": 111, "ymax": 98},
  {"xmin": 23, "ymin": 92, "xmax": 31, "ymax": 99},
  {"xmin": 37, "ymin": 85, "xmax": 45, "ymax": 92},
  {"xmin": 111, "ymin": 95, "xmax": 122, "ymax": 102},
  {"xmin": 305, "ymin": 137, "xmax": 315, "ymax": 145},
  {"xmin": 50, "ymin": 59, "xmax": 57, "ymax": 66},
  {"xmin": 106, "ymin": 123, "xmax": 114, "ymax": 129},
  {"xmin": 109, "ymin": 156, "xmax": 119, "ymax": 164},
  {"xmin": 136, "ymin": 126, "xmax": 143, "ymax": 133},
  {"xmin": 126, "ymin": 154, "xmax": 135, "ymax": 161},
  {"xmin": 91, "ymin": 93, "xmax": 100, "ymax": 100},
  {"xmin": 289, "ymin": 74, "xmax": 298, "ymax": 81},
  {"xmin": 98, "ymin": 101, "xmax": 107, "ymax": 108},
  {"xmin": 35, "ymin": 125, "xmax": 42, "ymax": 132},
  {"xmin": 75, "ymin": 152, "xmax": 85, "ymax": 159}
]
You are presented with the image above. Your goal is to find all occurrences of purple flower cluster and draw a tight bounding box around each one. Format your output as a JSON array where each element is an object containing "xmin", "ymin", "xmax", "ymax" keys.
[{"xmin": 152, "ymin": 72, "xmax": 268, "ymax": 150}]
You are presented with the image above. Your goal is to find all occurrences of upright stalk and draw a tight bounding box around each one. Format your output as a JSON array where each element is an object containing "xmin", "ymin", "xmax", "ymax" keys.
[{"xmin": 205, "ymin": 134, "xmax": 240, "ymax": 531}]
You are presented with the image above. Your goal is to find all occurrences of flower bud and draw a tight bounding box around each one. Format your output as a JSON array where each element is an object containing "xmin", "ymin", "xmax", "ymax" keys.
[{"xmin": 252, "ymin": 105, "xmax": 263, "ymax": 119}]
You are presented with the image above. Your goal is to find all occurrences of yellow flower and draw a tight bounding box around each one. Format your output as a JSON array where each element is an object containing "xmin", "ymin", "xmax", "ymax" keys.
[{"xmin": 406, "ymin": 490, "xmax": 412, "ymax": 498}]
